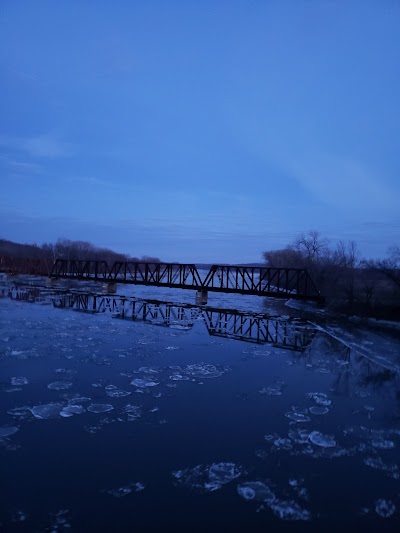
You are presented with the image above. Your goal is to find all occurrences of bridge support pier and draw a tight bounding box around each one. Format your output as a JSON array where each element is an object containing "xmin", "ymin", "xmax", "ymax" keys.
[
  {"xmin": 46, "ymin": 277, "xmax": 57, "ymax": 287},
  {"xmin": 196, "ymin": 290, "xmax": 208, "ymax": 305},
  {"xmin": 103, "ymin": 282, "xmax": 117, "ymax": 294}
]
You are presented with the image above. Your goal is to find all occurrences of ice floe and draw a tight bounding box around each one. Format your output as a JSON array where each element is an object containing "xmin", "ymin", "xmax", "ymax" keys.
[
  {"xmin": 106, "ymin": 389, "xmax": 132, "ymax": 398},
  {"xmin": 47, "ymin": 509, "xmax": 71, "ymax": 530},
  {"xmin": 364, "ymin": 457, "xmax": 399, "ymax": 479},
  {"xmin": 237, "ymin": 481, "xmax": 276, "ymax": 503},
  {"xmin": 270, "ymin": 500, "xmax": 311, "ymax": 521},
  {"xmin": 47, "ymin": 381, "xmax": 73, "ymax": 391},
  {"xmin": 308, "ymin": 431, "xmax": 336, "ymax": 448},
  {"xmin": 87, "ymin": 403, "xmax": 114, "ymax": 413},
  {"xmin": 237, "ymin": 481, "xmax": 311, "ymax": 520},
  {"xmin": 309, "ymin": 406, "xmax": 329, "ymax": 415},
  {"xmin": 306, "ymin": 392, "xmax": 331, "ymax": 407},
  {"xmin": 11, "ymin": 376, "xmax": 28, "ymax": 386},
  {"xmin": 30, "ymin": 403, "xmax": 63, "ymax": 419},
  {"xmin": 105, "ymin": 481, "xmax": 145, "ymax": 497},
  {"xmin": 285, "ymin": 409, "xmax": 311, "ymax": 423},
  {"xmin": 60, "ymin": 405, "xmax": 85, "ymax": 417},
  {"xmin": 173, "ymin": 462, "xmax": 241, "ymax": 492},
  {"xmin": 0, "ymin": 426, "xmax": 19, "ymax": 438},
  {"xmin": 130, "ymin": 378, "xmax": 159, "ymax": 388},
  {"xmin": 375, "ymin": 499, "xmax": 396, "ymax": 518}
]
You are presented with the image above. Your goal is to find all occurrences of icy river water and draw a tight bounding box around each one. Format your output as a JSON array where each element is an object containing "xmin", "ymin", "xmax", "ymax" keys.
[{"xmin": 1, "ymin": 276, "xmax": 400, "ymax": 531}]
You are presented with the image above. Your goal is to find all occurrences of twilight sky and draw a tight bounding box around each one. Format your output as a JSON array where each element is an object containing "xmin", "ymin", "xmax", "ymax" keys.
[{"xmin": 0, "ymin": 1, "xmax": 399, "ymax": 263}]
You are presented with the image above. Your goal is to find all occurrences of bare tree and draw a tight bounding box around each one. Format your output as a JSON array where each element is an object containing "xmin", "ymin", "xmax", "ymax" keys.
[
  {"xmin": 363, "ymin": 245, "xmax": 400, "ymax": 290},
  {"xmin": 293, "ymin": 231, "xmax": 329, "ymax": 266}
]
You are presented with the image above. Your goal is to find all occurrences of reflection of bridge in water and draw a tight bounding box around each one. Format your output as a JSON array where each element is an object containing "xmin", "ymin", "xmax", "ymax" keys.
[
  {"xmin": 6, "ymin": 285, "xmax": 315, "ymax": 351},
  {"xmin": 51, "ymin": 291, "xmax": 315, "ymax": 351}
]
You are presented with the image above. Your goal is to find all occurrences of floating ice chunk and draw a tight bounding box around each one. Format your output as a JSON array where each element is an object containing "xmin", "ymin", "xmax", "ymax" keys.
[
  {"xmin": 30, "ymin": 403, "xmax": 63, "ymax": 419},
  {"xmin": 309, "ymin": 431, "xmax": 336, "ymax": 448},
  {"xmin": 139, "ymin": 367, "xmax": 159, "ymax": 374},
  {"xmin": 48, "ymin": 509, "xmax": 71, "ymax": 530},
  {"xmin": 288, "ymin": 429, "xmax": 311, "ymax": 444},
  {"xmin": 166, "ymin": 346, "xmax": 180, "ymax": 350},
  {"xmin": 11, "ymin": 377, "xmax": 28, "ymax": 386},
  {"xmin": 306, "ymin": 393, "xmax": 331, "ymax": 407},
  {"xmin": 173, "ymin": 462, "xmax": 241, "ymax": 492},
  {"xmin": 47, "ymin": 381, "xmax": 73, "ymax": 391},
  {"xmin": 106, "ymin": 389, "xmax": 132, "ymax": 398},
  {"xmin": 106, "ymin": 481, "xmax": 145, "ymax": 497},
  {"xmin": 285, "ymin": 411, "xmax": 311, "ymax": 423},
  {"xmin": 375, "ymin": 499, "xmax": 396, "ymax": 518},
  {"xmin": 170, "ymin": 374, "xmax": 190, "ymax": 381},
  {"xmin": 364, "ymin": 457, "xmax": 399, "ymax": 479},
  {"xmin": 237, "ymin": 482, "xmax": 276, "ymax": 504},
  {"xmin": 130, "ymin": 379, "xmax": 159, "ymax": 388},
  {"xmin": 0, "ymin": 426, "xmax": 19, "ymax": 438},
  {"xmin": 87, "ymin": 403, "xmax": 114, "ymax": 413},
  {"xmin": 105, "ymin": 384, "xmax": 118, "ymax": 390},
  {"xmin": 207, "ymin": 462, "xmax": 241, "ymax": 487},
  {"xmin": 7, "ymin": 406, "xmax": 31, "ymax": 418},
  {"xmin": 123, "ymin": 404, "xmax": 142, "ymax": 421},
  {"xmin": 11, "ymin": 510, "xmax": 28, "ymax": 522},
  {"xmin": 309, "ymin": 406, "xmax": 329, "ymax": 415},
  {"xmin": 68, "ymin": 396, "xmax": 91, "ymax": 404},
  {"xmin": 371, "ymin": 439, "xmax": 395, "ymax": 450},
  {"xmin": 259, "ymin": 380, "xmax": 286, "ymax": 396},
  {"xmin": 60, "ymin": 405, "xmax": 85, "ymax": 417},
  {"xmin": 288, "ymin": 479, "xmax": 309, "ymax": 501},
  {"xmin": 270, "ymin": 500, "xmax": 311, "ymax": 521},
  {"xmin": 185, "ymin": 364, "xmax": 223, "ymax": 379},
  {"xmin": 273, "ymin": 438, "xmax": 293, "ymax": 451}
]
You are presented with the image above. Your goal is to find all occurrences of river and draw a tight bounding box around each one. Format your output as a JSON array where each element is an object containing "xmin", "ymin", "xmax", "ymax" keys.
[{"xmin": 0, "ymin": 276, "xmax": 399, "ymax": 531}]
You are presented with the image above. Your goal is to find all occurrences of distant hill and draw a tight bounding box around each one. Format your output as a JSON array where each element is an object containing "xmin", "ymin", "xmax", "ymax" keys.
[{"xmin": 0, "ymin": 239, "xmax": 47, "ymax": 258}]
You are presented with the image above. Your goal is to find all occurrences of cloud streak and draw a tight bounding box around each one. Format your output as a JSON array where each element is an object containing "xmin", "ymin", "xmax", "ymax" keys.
[{"xmin": 0, "ymin": 134, "xmax": 74, "ymax": 159}]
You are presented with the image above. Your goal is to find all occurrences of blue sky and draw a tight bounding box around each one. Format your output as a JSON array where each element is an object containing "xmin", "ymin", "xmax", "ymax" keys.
[{"xmin": 0, "ymin": 1, "xmax": 399, "ymax": 263}]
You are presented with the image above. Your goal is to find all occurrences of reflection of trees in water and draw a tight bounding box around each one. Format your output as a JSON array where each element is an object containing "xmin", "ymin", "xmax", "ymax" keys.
[{"xmin": 305, "ymin": 332, "xmax": 399, "ymax": 400}]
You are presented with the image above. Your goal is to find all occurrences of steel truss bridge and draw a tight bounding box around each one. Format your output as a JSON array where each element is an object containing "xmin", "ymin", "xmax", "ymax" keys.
[{"xmin": 48, "ymin": 259, "xmax": 322, "ymax": 301}]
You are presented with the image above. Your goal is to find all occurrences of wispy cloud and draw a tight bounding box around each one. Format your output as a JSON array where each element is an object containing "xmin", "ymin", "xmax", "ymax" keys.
[
  {"xmin": 0, "ymin": 134, "xmax": 74, "ymax": 159},
  {"xmin": 0, "ymin": 154, "xmax": 42, "ymax": 174},
  {"xmin": 282, "ymin": 150, "xmax": 398, "ymax": 213}
]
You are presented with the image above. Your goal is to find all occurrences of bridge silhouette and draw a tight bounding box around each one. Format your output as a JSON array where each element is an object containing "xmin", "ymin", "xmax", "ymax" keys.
[{"xmin": 0, "ymin": 257, "xmax": 322, "ymax": 302}]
